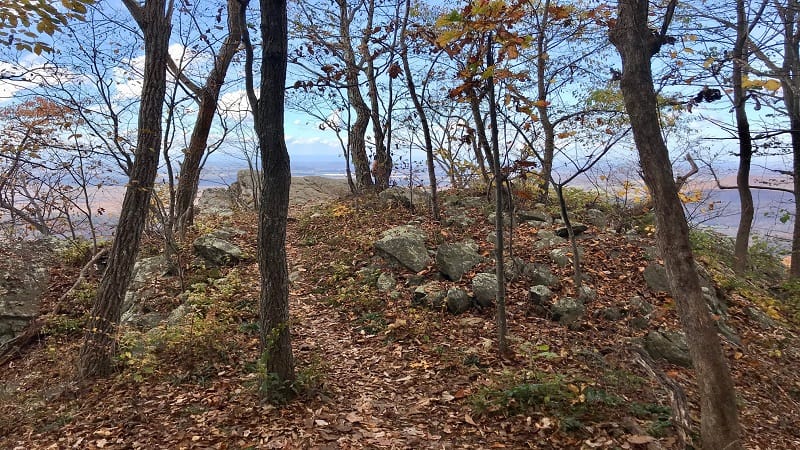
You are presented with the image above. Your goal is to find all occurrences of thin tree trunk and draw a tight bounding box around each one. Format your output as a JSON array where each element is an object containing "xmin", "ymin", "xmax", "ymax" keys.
[
  {"xmin": 469, "ymin": 92, "xmax": 495, "ymax": 177},
  {"xmin": 243, "ymin": 0, "xmax": 295, "ymax": 382},
  {"xmin": 364, "ymin": 0, "xmax": 391, "ymax": 191},
  {"xmin": 733, "ymin": 0, "xmax": 754, "ymax": 274},
  {"xmin": 486, "ymin": 36, "xmax": 507, "ymax": 355},
  {"xmin": 79, "ymin": 0, "xmax": 173, "ymax": 378},
  {"xmin": 535, "ymin": 0, "xmax": 554, "ymax": 201},
  {"xmin": 173, "ymin": 0, "xmax": 244, "ymax": 236},
  {"xmin": 609, "ymin": 1, "xmax": 743, "ymax": 448},
  {"xmin": 400, "ymin": 0, "xmax": 439, "ymax": 220}
]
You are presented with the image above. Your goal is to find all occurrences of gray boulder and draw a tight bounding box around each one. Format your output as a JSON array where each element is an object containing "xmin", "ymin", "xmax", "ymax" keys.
[
  {"xmin": 446, "ymin": 288, "xmax": 472, "ymax": 314},
  {"xmin": 528, "ymin": 264, "xmax": 559, "ymax": 288},
  {"xmin": 444, "ymin": 209, "xmax": 474, "ymax": 227},
  {"xmin": 584, "ymin": 209, "xmax": 607, "ymax": 228},
  {"xmin": 747, "ymin": 307, "xmax": 777, "ymax": 329},
  {"xmin": 436, "ymin": 241, "xmax": 483, "ymax": 281},
  {"xmin": 551, "ymin": 297, "xmax": 585, "ymax": 327},
  {"xmin": 518, "ymin": 210, "xmax": 551, "ymax": 223},
  {"xmin": 642, "ymin": 263, "xmax": 670, "ymax": 293},
  {"xmin": 193, "ymin": 230, "xmax": 244, "ymax": 266},
  {"xmin": 643, "ymin": 330, "xmax": 692, "ymax": 368},
  {"xmin": 555, "ymin": 223, "xmax": 588, "ymax": 238},
  {"xmin": 472, "ymin": 273, "xmax": 498, "ymax": 307},
  {"xmin": 413, "ymin": 283, "xmax": 446, "ymax": 310},
  {"xmin": 549, "ymin": 248, "xmax": 573, "ymax": 267},
  {"xmin": 197, "ymin": 187, "xmax": 235, "ymax": 216},
  {"xmin": 375, "ymin": 225, "xmax": 430, "ymax": 272},
  {"xmin": 528, "ymin": 285, "xmax": 553, "ymax": 318},
  {"xmin": 379, "ymin": 186, "xmax": 430, "ymax": 209}
]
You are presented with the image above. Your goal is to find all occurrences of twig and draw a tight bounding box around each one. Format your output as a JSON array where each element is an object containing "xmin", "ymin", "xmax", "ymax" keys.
[
  {"xmin": 57, "ymin": 248, "xmax": 108, "ymax": 307},
  {"xmin": 632, "ymin": 346, "xmax": 693, "ymax": 449}
]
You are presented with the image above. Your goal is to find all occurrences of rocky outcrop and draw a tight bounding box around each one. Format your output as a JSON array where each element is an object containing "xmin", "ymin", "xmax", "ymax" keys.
[
  {"xmin": 375, "ymin": 225, "xmax": 430, "ymax": 272},
  {"xmin": 0, "ymin": 241, "xmax": 52, "ymax": 345},
  {"xmin": 121, "ymin": 255, "xmax": 173, "ymax": 328}
]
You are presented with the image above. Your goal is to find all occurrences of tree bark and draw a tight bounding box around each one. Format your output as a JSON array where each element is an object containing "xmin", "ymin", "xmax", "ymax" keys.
[
  {"xmin": 779, "ymin": 0, "xmax": 800, "ymax": 278},
  {"xmin": 173, "ymin": 0, "xmax": 244, "ymax": 236},
  {"xmin": 469, "ymin": 92, "xmax": 495, "ymax": 179},
  {"xmin": 486, "ymin": 38, "xmax": 508, "ymax": 355},
  {"xmin": 79, "ymin": 0, "xmax": 173, "ymax": 378},
  {"xmin": 243, "ymin": 0, "xmax": 295, "ymax": 382},
  {"xmin": 609, "ymin": 1, "xmax": 743, "ymax": 448},
  {"xmin": 732, "ymin": 0, "xmax": 755, "ymax": 274}
]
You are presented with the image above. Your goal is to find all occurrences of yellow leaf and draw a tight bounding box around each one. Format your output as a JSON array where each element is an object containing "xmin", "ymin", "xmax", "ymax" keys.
[
  {"xmin": 703, "ymin": 57, "xmax": 715, "ymax": 68},
  {"xmin": 683, "ymin": 47, "xmax": 694, "ymax": 54},
  {"xmin": 763, "ymin": 79, "xmax": 781, "ymax": 91},
  {"xmin": 533, "ymin": 99, "xmax": 550, "ymax": 108}
]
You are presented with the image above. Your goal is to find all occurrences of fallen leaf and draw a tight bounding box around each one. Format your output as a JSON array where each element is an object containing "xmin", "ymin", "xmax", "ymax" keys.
[
  {"xmin": 465, "ymin": 413, "xmax": 478, "ymax": 426},
  {"xmin": 315, "ymin": 419, "xmax": 329, "ymax": 426},
  {"xmin": 345, "ymin": 412, "xmax": 363, "ymax": 423},
  {"xmin": 440, "ymin": 391, "xmax": 455, "ymax": 402},
  {"xmin": 95, "ymin": 439, "xmax": 108, "ymax": 448},
  {"xmin": 627, "ymin": 435, "xmax": 656, "ymax": 444}
]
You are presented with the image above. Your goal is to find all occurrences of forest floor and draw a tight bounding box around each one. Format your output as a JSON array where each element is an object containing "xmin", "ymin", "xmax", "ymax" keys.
[{"xmin": 1, "ymin": 189, "xmax": 800, "ymax": 449}]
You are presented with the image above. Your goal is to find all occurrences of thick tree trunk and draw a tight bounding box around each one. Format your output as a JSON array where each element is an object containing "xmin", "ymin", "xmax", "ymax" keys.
[
  {"xmin": 609, "ymin": 1, "xmax": 743, "ymax": 448},
  {"xmin": 79, "ymin": 0, "xmax": 173, "ymax": 378},
  {"xmin": 253, "ymin": 0, "xmax": 294, "ymax": 382},
  {"xmin": 173, "ymin": 0, "xmax": 244, "ymax": 236},
  {"xmin": 781, "ymin": 0, "xmax": 800, "ymax": 278},
  {"xmin": 733, "ymin": 0, "xmax": 754, "ymax": 274},
  {"xmin": 337, "ymin": 0, "xmax": 373, "ymax": 192}
]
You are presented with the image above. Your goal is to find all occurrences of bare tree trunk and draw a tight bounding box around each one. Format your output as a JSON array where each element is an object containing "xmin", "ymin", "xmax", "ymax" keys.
[
  {"xmin": 609, "ymin": 1, "xmax": 743, "ymax": 448},
  {"xmin": 400, "ymin": 0, "xmax": 438, "ymax": 220},
  {"xmin": 780, "ymin": 0, "xmax": 800, "ymax": 278},
  {"xmin": 733, "ymin": 0, "xmax": 754, "ymax": 274},
  {"xmin": 363, "ymin": 0, "xmax": 391, "ymax": 191},
  {"xmin": 486, "ymin": 37, "xmax": 508, "ymax": 355},
  {"xmin": 243, "ymin": 0, "xmax": 295, "ymax": 382},
  {"xmin": 535, "ymin": 0, "xmax": 554, "ymax": 201},
  {"xmin": 79, "ymin": 0, "xmax": 173, "ymax": 378},
  {"xmin": 469, "ymin": 92, "xmax": 495, "ymax": 178},
  {"xmin": 173, "ymin": 0, "xmax": 244, "ymax": 236}
]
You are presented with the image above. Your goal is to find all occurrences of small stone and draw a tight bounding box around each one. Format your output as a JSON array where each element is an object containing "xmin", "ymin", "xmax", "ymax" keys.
[
  {"xmin": 376, "ymin": 272, "xmax": 396, "ymax": 292},
  {"xmin": 446, "ymin": 288, "xmax": 471, "ymax": 315}
]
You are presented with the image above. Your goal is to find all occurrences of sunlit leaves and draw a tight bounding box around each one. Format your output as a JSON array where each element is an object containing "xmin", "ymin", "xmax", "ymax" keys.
[
  {"xmin": 742, "ymin": 76, "xmax": 782, "ymax": 92},
  {"xmin": 0, "ymin": 0, "xmax": 94, "ymax": 54}
]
